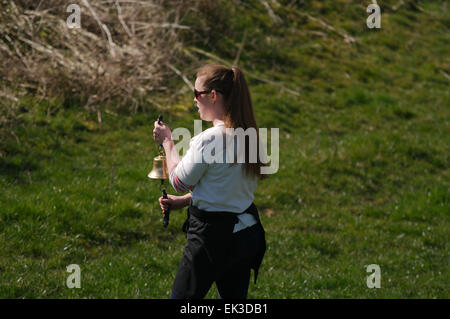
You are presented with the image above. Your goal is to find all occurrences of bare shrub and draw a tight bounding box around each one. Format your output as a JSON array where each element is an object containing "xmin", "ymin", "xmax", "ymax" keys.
[{"xmin": 0, "ymin": 0, "xmax": 198, "ymax": 114}]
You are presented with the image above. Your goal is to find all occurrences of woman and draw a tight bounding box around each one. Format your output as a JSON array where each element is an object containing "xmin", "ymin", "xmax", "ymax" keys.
[{"xmin": 152, "ymin": 64, "xmax": 266, "ymax": 299}]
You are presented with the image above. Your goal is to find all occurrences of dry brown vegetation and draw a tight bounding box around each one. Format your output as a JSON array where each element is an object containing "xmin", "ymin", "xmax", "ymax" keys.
[{"xmin": 0, "ymin": 0, "xmax": 199, "ymax": 114}]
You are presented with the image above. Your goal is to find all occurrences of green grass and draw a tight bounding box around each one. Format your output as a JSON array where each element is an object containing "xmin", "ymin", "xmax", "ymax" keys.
[{"xmin": 0, "ymin": 0, "xmax": 449, "ymax": 298}]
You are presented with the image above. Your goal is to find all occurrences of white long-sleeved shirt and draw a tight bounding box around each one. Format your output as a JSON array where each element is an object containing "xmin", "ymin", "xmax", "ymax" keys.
[{"xmin": 169, "ymin": 123, "xmax": 258, "ymax": 232}]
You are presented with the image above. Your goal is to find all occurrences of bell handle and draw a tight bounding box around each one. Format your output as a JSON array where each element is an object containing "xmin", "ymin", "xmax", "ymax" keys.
[
  {"xmin": 162, "ymin": 188, "xmax": 170, "ymax": 228},
  {"xmin": 157, "ymin": 114, "xmax": 164, "ymax": 149}
]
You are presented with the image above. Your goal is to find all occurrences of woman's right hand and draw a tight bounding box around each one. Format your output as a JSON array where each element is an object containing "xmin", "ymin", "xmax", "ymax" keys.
[
  {"xmin": 159, "ymin": 194, "xmax": 190, "ymax": 212},
  {"xmin": 153, "ymin": 120, "xmax": 172, "ymax": 145}
]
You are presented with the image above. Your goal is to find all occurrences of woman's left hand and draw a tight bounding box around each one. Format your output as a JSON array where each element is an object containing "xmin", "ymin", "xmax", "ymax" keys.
[{"xmin": 153, "ymin": 120, "xmax": 172, "ymax": 144}]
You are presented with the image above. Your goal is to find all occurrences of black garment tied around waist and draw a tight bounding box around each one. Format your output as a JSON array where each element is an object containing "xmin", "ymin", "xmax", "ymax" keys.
[{"xmin": 181, "ymin": 202, "xmax": 266, "ymax": 284}]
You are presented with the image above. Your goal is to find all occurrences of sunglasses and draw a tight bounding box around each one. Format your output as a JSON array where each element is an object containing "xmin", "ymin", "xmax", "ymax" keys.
[
  {"xmin": 194, "ymin": 89, "xmax": 211, "ymax": 99},
  {"xmin": 194, "ymin": 89, "xmax": 223, "ymax": 99}
]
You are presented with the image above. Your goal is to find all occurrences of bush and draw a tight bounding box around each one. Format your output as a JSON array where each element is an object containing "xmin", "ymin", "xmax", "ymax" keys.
[{"xmin": 0, "ymin": 0, "xmax": 198, "ymax": 112}]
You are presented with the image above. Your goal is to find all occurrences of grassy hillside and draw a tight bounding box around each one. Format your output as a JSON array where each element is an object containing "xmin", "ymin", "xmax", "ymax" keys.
[{"xmin": 0, "ymin": 0, "xmax": 448, "ymax": 298}]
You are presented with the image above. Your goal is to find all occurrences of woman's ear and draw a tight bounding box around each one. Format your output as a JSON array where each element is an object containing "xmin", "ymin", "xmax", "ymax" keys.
[{"xmin": 211, "ymin": 89, "xmax": 217, "ymax": 104}]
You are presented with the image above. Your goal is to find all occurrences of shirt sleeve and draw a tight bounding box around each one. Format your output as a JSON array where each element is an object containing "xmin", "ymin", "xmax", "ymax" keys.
[{"xmin": 169, "ymin": 136, "xmax": 208, "ymax": 193}]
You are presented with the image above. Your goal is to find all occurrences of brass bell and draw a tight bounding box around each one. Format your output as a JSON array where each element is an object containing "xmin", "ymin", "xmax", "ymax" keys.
[
  {"xmin": 148, "ymin": 154, "xmax": 169, "ymax": 180},
  {"xmin": 148, "ymin": 114, "xmax": 170, "ymax": 228}
]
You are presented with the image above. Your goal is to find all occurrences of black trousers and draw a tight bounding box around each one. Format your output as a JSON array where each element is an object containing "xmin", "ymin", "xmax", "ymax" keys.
[{"xmin": 170, "ymin": 203, "xmax": 266, "ymax": 299}]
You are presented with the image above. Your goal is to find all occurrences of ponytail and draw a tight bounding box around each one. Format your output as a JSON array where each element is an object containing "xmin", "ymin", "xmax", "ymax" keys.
[{"xmin": 196, "ymin": 64, "xmax": 267, "ymax": 180}]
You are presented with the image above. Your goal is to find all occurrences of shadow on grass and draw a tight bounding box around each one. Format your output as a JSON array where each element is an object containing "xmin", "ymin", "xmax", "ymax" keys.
[
  {"xmin": 0, "ymin": 156, "xmax": 39, "ymax": 182},
  {"xmin": 81, "ymin": 229, "xmax": 151, "ymax": 247}
]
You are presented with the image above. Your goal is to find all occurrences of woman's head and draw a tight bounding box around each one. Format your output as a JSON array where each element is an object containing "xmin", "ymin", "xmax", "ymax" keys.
[
  {"xmin": 194, "ymin": 64, "xmax": 266, "ymax": 180},
  {"xmin": 193, "ymin": 71, "xmax": 226, "ymax": 122},
  {"xmin": 195, "ymin": 64, "xmax": 256, "ymax": 130}
]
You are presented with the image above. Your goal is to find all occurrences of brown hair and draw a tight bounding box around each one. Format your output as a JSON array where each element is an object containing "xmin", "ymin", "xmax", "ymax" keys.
[{"xmin": 196, "ymin": 64, "xmax": 267, "ymax": 180}]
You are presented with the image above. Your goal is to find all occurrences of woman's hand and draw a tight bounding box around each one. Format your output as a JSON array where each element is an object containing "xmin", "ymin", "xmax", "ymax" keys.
[
  {"xmin": 159, "ymin": 194, "xmax": 191, "ymax": 212},
  {"xmin": 153, "ymin": 120, "xmax": 172, "ymax": 145}
]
